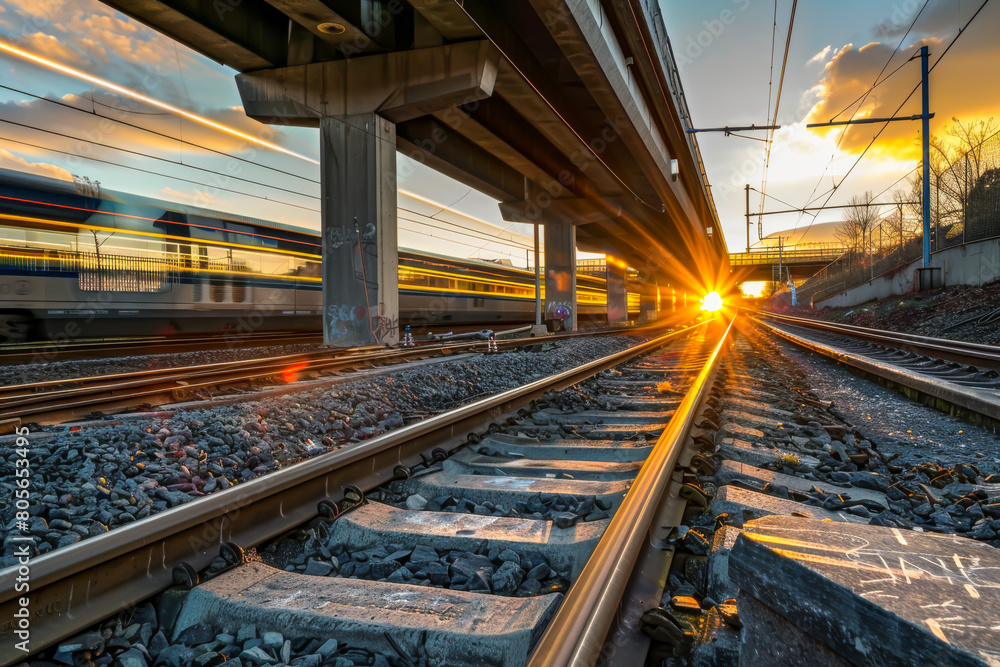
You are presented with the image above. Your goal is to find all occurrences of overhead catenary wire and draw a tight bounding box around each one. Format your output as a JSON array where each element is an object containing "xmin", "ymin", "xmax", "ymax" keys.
[
  {"xmin": 758, "ymin": 0, "xmax": 798, "ymax": 225},
  {"xmin": 795, "ymin": 0, "xmax": 991, "ymax": 244},
  {"xmin": 789, "ymin": 0, "xmax": 930, "ymax": 243},
  {"xmin": 0, "ymin": 83, "xmax": 320, "ymax": 185},
  {"xmin": 0, "ymin": 118, "xmax": 320, "ymax": 202},
  {"xmin": 453, "ymin": 4, "xmax": 665, "ymax": 214},
  {"xmin": 0, "ymin": 133, "xmax": 322, "ymax": 213}
]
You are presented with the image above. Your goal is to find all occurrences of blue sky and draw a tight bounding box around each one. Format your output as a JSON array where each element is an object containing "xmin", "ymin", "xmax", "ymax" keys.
[
  {"xmin": 661, "ymin": 0, "xmax": 1000, "ymax": 250},
  {"xmin": 0, "ymin": 0, "xmax": 996, "ymax": 259},
  {"xmin": 0, "ymin": 0, "xmax": 526, "ymax": 259}
]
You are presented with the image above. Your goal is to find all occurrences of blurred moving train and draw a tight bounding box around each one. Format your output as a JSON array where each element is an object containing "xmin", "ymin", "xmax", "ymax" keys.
[{"xmin": 0, "ymin": 168, "xmax": 648, "ymax": 342}]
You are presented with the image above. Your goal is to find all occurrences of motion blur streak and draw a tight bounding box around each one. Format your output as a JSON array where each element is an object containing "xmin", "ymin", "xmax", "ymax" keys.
[{"xmin": 0, "ymin": 39, "xmax": 320, "ymax": 165}]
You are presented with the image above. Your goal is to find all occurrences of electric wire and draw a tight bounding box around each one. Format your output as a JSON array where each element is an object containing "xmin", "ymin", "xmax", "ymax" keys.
[
  {"xmin": 0, "ymin": 118, "xmax": 319, "ymax": 202},
  {"xmin": 758, "ymin": 0, "xmax": 798, "ymax": 225},
  {"xmin": 454, "ymin": 4, "xmax": 664, "ymax": 214},
  {"xmin": 789, "ymin": 0, "xmax": 989, "ymax": 246},
  {"xmin": 0, "ymin": 133, "xmax": 321, "ymax": 213},
  {"xmin": 0, "ymin": 83, "xmax": 320, "ymax": 185},
  {"xmin": 790, "ymin": 0, "xmax": 929, "ymax": 242}
]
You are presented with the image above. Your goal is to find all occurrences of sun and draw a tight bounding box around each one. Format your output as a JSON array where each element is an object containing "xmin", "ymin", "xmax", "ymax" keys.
[{"xmin": 700, "ymin": 291, "xmax": 724, "ymax": 312}]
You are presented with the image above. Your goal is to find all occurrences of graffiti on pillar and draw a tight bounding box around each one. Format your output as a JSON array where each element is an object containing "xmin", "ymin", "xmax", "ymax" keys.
[
  {"xmin": 370, "ymin": 301, "xmax": 399, "ymax": 343},
  {"xmin": 326, "ymin": 226, "xmax": 349, "ymax": 249},
  {"xmin": 326, "ymin": 302, "xmax": 398, "ymax": 344},
  {"xmin": 326, "ymin": 304, "xmax": 366, "ymax": 341}
]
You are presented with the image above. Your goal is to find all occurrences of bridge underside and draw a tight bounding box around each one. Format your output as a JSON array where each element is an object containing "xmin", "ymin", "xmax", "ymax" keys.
[
  {"xmin": 732, "ymin": 262, "xmax": 831, "ymax": 282},
  {"xmin": 101, "ymin": 0, "xmax": 726, "ymax": 343}
]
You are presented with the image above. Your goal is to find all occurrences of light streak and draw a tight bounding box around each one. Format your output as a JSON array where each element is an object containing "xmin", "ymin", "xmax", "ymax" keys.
[{"xmin": 0, "ymin": 39, "xmax": 319, "ymax": 165}]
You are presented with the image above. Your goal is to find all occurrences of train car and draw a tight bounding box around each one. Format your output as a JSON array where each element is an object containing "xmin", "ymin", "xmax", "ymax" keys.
[{"xmin": 0, "ymin": 168, "xmax": 639, "ymax": 342}]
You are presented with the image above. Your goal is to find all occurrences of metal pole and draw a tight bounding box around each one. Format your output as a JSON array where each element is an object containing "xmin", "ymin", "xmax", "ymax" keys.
[
  {"xmin": 745, "ymin": 183, "xmax": 751, "ymax": 253},
  {"xmin": 921, "ymin": 45, "xmax": 931, "ymax": 268},
  {"xmin": 778, "ymin": 236, "xmax": 783, "ymax": 287},
  {"xmin": 533, "ymin": 222, "xmax": 541, "ymax": 326}
]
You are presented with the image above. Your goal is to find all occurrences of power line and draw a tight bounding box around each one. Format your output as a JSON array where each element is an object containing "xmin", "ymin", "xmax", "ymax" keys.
[
  {"xmin": 0, "ymin": 133, "xmax": 321, "ymax": 213},
  {"xmin": 0, "ymin": 117, "xmax": 319, "ymax": 202},
  {"xmin": 758, "ymin": 0, "xmax": 798, "ymax": 224},
  {"xmin": 790, "ymin": 0, "xmax": 989, "ymax": 244},
  {"xmin": 0, "ymin": 83, "xmax": 320, "ymax": 185},
  {"xmin": 454, "ymin": 4, "xmax": 665, "ymax": 214},
  {"xmin": 791, "ymin": 0, "xmax": 929, "ymax": 242}
]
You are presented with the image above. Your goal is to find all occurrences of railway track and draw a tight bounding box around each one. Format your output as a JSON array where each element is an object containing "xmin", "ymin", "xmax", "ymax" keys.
[
  {"xmin": 0, "ymin": 331, "xmax": 325, "ymax": 365},
  {"xmin": 9, "ymin": 314, "xmax": 1000, "ymax": 666},
  {"xmin": 0, "ymin": 321, "xmax": 685, "ymax": 426},
  {"xmin": 754, "ymin": 310, "xmax": 1000, "ymax": 427},
  {"xmin": 0, "ymin": 316, "xmax": 732, "ymax": 666}
]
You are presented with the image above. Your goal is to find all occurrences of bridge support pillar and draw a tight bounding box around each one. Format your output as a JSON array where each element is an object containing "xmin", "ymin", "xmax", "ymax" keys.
[
  {"xmin": 233, "ymin": 41, "xmax": 501, "ymax": 347},
  {"xmin": 640, "ymin": 282, "xmax": 658, "ymax": 323},
  {"xmin": 544, "ymin": 220, "xmax": 577, "ymax": 331},
  {"xmin": 605, "ymin": 255, "xmax": 628, "ymax": 326},
  {"xmin": 319, "ymin": 114, "xmax": 398, "ymax": 347}
]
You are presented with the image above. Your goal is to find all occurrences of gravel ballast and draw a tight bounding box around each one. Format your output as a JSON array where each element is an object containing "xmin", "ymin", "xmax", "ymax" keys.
[{"xmin": 0, "ymin": 336, "xmax": 643, "ymax": 566}]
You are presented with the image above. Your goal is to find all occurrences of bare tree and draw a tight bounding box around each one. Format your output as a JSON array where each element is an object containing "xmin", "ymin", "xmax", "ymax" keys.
[
  {"xmin": 834, "ymin": 192, "xmax": 880, "ymax": 273},
  {"xmin": 929, "ymin": 117, "xmax": 999, "ymax": 239}
]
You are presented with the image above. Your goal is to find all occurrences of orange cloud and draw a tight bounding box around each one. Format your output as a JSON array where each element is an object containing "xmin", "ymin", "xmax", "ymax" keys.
[
  {"xmin": 0, "ymin": 146, "xmax": 72, "ymax": 181},
  {"xmin": 805, "ymin": 32, "xmax": 1000, "ymax": 159}
]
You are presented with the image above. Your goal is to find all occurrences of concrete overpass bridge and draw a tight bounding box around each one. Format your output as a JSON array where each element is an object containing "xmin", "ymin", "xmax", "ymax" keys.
[
  {"xmin": 100, "ymin": 0, "xmax": 726, "ymax": 344},
  {"xmin": 729, "ymin": 244, "xmax": 845, "ymax": 282}
]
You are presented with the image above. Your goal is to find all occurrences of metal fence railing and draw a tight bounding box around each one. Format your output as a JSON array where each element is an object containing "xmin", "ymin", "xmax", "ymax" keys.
[{"xmin": 796, "ymin": 129, "xmax": 1000, "ymax": 303}]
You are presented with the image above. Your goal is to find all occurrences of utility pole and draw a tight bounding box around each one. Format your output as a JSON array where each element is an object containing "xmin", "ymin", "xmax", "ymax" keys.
[
  {"xmin": 745, "ymin": 184, "xmax": 751, "ymax": 253},
  {"xmin": 920, "ymin": 45, "xmax": 931, "ymax": 269},
  {"xmin": 533, "ymin": 223, "xmax": 541, "ymax": 326}
]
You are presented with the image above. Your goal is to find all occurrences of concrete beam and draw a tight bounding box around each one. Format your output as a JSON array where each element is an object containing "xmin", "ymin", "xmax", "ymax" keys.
[
  {"xmin": 235, "ymin": 40, "xmax": 501, "ymax": 126},
  {"xmin": 397, "ymin": 116, "xmax": 525, "ymax": 203},
  {"xmin": 499, "ymin": 197, "xmax": 622, "ymax": 226}
]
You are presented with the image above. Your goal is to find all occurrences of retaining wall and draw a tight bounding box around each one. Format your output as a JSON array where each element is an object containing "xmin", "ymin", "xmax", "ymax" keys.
[{"xmin": 813, "ymin": 237, "xmax": 1000, "ymax": 309}]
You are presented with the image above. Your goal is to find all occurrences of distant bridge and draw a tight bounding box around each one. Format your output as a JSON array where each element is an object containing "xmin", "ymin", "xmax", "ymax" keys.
[{"xmin": 728, "ymin": 244, "xmax": 845, "ymax": 281}]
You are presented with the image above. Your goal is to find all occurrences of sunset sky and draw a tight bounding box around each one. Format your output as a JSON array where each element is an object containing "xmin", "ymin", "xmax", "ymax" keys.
[
  {"xmin": 0, "ymin": 0, "xmax": 997, "ymax": 265},
  {"xmin": 662, "ymin": 0, "xmax": 1000, "ymax": 252}
]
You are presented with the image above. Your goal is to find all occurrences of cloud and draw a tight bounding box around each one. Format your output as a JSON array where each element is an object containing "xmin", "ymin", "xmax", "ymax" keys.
[
  {"xmin": 802, "ymin": 35, "xmax": 1000, "ymax": 157},
  {"xmin": 2, "ymin": 0, "xmax": 221, "ymax": 104},
  {"xmin": 0, "ymin": 145, "xmax": 72, "ymax": 180},
  {"xmin": 872, "ymin": 0, "xmax": 963, "ymax": 40},
  {"xmin": 807, "ymin": 45, "xmax": 832, "ymax": 66}
]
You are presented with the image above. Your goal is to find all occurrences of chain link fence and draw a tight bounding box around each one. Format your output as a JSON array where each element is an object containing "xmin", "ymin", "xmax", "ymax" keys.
[{"xmin": 797, "ymin": 130, "xmax": 1000, "ymax": 305}]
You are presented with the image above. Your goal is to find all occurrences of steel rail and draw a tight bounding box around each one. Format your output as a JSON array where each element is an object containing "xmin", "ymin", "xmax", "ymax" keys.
[
  {"xmin": 0, "ymin": 318, "xmax": 690, "ymax": 424},
  {"xmin": 527, "ymin": 315, "xmax": 735, "ymax": 667},
  {"xmin": 0, "ymin": 331, "xmax": 324, "ymax": 365},
  {"xmin": 755, "ymin": 311, "xmax": 1000, "ymax": 370},
  {"xmin": 0, "ymin": 319, "xmax": 711, "ymax": 665}
]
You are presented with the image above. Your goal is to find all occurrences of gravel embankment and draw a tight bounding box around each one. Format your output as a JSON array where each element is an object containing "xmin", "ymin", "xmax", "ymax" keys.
[
  {"xmin": 790, "ymin": 279, "xmax": 1000, "ymax": 345},
  {"xmin": 0, "ymin": 336, "xmax": 642, "ymax": 567}
]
